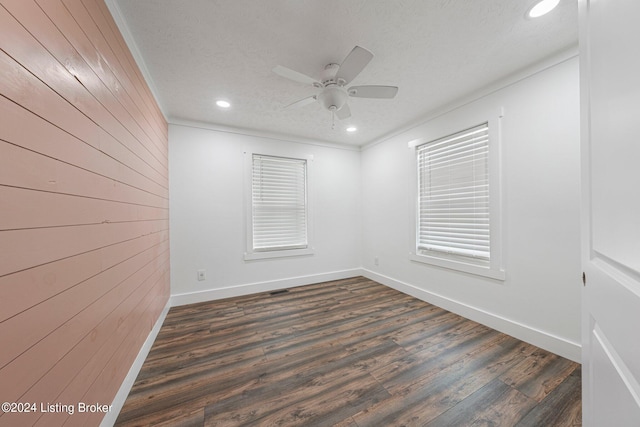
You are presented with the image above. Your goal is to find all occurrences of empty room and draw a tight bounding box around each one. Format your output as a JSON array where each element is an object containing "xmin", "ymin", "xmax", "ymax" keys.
[{"xmin": 1, "ymin": 0, "xmax": 638, "ymax": 426}]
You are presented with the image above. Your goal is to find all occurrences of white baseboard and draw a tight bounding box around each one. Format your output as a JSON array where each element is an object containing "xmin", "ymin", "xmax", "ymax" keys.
[
  {"xmin": 100, "ymin": 299, "xmax": 171, "ymax": 427},
  {"xmin": 170, "ymin": 268, "xmax": 364, "ymax": 306},
  {"xmin": 362, "ymin": 269, "xmax": 581, "ymax": 362}
]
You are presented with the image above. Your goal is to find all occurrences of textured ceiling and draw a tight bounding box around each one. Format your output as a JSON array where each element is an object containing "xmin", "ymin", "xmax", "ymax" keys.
[{"xmin": 110, "ymin": 0, "xmax": 578, "ymax": 146}]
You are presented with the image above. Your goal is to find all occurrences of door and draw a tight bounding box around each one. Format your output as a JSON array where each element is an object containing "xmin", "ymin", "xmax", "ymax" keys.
[{"xmin": 579, "ymin": 0, "xmax": 640, "ymax": 425}]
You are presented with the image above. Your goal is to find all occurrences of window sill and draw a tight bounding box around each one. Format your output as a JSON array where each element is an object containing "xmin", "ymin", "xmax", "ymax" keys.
[
  {"xmin": 244, "ymin": 247, "xmax": 314, "ymax": 261},
  {"xmin": 409, "ymin": 252, "xmax": 505, "ymax": 281}
]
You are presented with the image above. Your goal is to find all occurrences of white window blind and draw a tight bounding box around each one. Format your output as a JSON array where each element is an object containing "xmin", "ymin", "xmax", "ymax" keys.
[
  {"xmin": 252, "ymin": 154, "xmax": 308, "ymax": 252},
  {"xmin": 417, "ymin": 123, "xmax": 490, "ymax": 260}
]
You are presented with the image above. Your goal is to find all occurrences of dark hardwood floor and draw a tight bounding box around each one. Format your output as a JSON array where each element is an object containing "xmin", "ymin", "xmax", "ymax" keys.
[{"xmin": 115, "ymin": 277, "xmax": 581, "ymax": 426}]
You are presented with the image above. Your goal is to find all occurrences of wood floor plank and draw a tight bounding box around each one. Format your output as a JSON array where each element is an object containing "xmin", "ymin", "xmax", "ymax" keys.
[
  {"xmin": 370, "ymin": 324, "xmax": 504, "ymax": 394},
  {"xmin": 203, "ymin": 370, "xmax": 388, "ymax": 426},
  {"xmin": 115, "ymin": 276, "xmax": 582, "ymax": 426},
  {"xmin": 515, "ymin": 368, "xmax": 582, "ymax": 427},
  {"xmin": 425, "ymin": 378, "xmax": 538, "ymax": 427},
  {"xmin": 332, "ymin": 417, "xmax": 358, "ymax": 427},
  {"xmin": 499, "ymin": 348, "xmax": 580, "ymax": 402},
  {"xmin": 261, "ymin": 302, "xmax": 434, "ymax": 358},
  {"xmin": 352, "ymin": 335, "xmax": 532, "ymax": 426}
]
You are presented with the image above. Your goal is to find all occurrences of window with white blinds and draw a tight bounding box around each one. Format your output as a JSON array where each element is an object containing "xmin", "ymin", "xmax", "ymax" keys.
[
  {"xmin": 417, "ymin": 123, "xmax": 490, "ymax": 261},
  {"xmin": 252, "ymin": 154, "xmax": 308, "ymax": 252}
]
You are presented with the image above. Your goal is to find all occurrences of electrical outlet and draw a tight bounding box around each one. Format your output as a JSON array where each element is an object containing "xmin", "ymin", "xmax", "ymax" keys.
[
  {"xmin": 197, "ymin": 269, "xmax": 206, "ymax": 281},
  {"xmin": 374, "ymin": 257, "xmax": 379, "ymax": 266}
]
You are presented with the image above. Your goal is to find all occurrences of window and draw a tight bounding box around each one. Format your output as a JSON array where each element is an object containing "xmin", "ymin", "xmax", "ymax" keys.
[
  {"xmin": 411, "ymin": 118, "xmax": 503, "ymax": 280},
  {"xmin": 252, "ymin": 154, "xmax": 307, "ymax": 251},
  {"xmin": 245, "ymin": 152, "xmax": 313, "ymax": 260},
  {"xmin": 417, "ymin": 123, "xmax": 490, "ymax": 261}
]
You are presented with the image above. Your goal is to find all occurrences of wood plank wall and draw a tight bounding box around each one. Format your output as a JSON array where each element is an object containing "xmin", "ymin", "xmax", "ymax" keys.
[{"xmin": 0, "ymin": 0, "xmax": 170, "ymax": 425}]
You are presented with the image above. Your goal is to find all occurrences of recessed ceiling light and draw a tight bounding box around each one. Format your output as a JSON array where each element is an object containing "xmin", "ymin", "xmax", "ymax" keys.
[
  {"xmin": 216, "ymin": 100, "xmax": 231, "ymax": 108},
  {"xmin": 346, "ymin": 126, "xmax": 357, "ymax": 133},
  {"xmin": 527, "ymin": 0, "xmax": 560, "ymax": 18}
]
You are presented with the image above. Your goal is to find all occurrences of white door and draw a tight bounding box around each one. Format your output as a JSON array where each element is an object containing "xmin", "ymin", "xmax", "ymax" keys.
[{"xmin": 579, "ymin": 0, "xmax": 640, "ymax": 425}]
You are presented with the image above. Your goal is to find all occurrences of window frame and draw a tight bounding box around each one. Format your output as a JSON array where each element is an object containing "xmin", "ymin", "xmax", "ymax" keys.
[
  {"xmin": 408, "ymin": 109, "xmax": 505, "ymax": 280},
  {"xmin": 244, "ymin": 149, "xmax": 314, "ymax": 261}
]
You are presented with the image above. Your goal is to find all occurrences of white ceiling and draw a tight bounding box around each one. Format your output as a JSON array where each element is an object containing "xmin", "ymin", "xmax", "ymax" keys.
[{"xmin": 110, "ymin": 0, "xmax": 578, "ymax": 146}]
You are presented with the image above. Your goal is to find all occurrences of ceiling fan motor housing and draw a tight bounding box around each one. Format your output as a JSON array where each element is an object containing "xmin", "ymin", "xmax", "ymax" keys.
[{"xmin": 317, "ymin": 85, "xmax": 348, "ymax": 111}]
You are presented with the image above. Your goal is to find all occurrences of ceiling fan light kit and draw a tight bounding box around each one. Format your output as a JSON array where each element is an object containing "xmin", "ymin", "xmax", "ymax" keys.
[
  {"xmin": 273, "ymin": 46, "xmax": 399, "ymax": 128},
  {"xmin": 317, "ymin": 86, "xmax": 348, "ymax": 112}
]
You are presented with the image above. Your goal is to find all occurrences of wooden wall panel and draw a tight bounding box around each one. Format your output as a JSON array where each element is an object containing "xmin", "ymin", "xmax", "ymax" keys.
[
  {"xmin": 0, "ymin": 0, "xmax": 170, "ymax": 425},
  {"xmin": 0, "ymin": 98, "xmax": 168, "ymax": 202},
  {"xmin": 0, "ymin": 186, "xmax": 168, "ymax": 231},
  {"xmin": 0, "ymin": 230, "xmax": 168, "ymax": 322},
  {"xmin": 0, "ymin": 251, "xmax": 169, "ymax": 416},
  {"xmin": 0, "ymin": 3, "xmax": 168, "ymax": 179},
  {"xmin": 57, "ymin": 0, "xmax": 168, "ymax": 167},
  {"xmin": 0, "ymin": 242, "xmax": 168, "ymax": 368},
  {"xmin": 0, "ymin": 141, "xmax": 168, "ymax": 208},
  {"xmin": 0, "ymin": 219, "xmax": 168, "ymax": 276},
  {"xmin": 87, "ymin": 0, "xmax": 168, "ymax": 142},
  {"xmin": 0, "ymin": 54, "xmax": 169, "ymax": 195}
]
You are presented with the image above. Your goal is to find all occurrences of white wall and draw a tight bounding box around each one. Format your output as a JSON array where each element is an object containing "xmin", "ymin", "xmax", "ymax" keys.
[
  {"xmin": 361, "ymin": 57, "xmax": 582, "ymax": 361},
  {"xmin": 169, "ymin": 124, "xmax": 362, "ymax": 303}
]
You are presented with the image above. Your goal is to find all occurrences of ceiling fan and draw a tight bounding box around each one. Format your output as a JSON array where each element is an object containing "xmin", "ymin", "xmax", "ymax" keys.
[{"xmin": 272, "ymin": 46, "xmax": 398, "ymax": 126}]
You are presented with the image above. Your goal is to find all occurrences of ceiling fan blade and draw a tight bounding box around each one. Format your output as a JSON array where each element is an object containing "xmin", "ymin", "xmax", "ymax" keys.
[
  {"xmin": 273, "ymin": 65, "xmax": 320, "ymax": 86},
  {"xmin": 336, "ymin": 46, "xmax": 373, "ymax": 85},
  {"xmin": 348, "ymin": 85, "xmax": 398, "ymax": 99},
  {"xmin": 284, "ymin": 95, "xmax": 317, "ymax": 109},
  {"xmin": 335, "ymin": 103, "xmax": 351, "ymax": 120}
]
